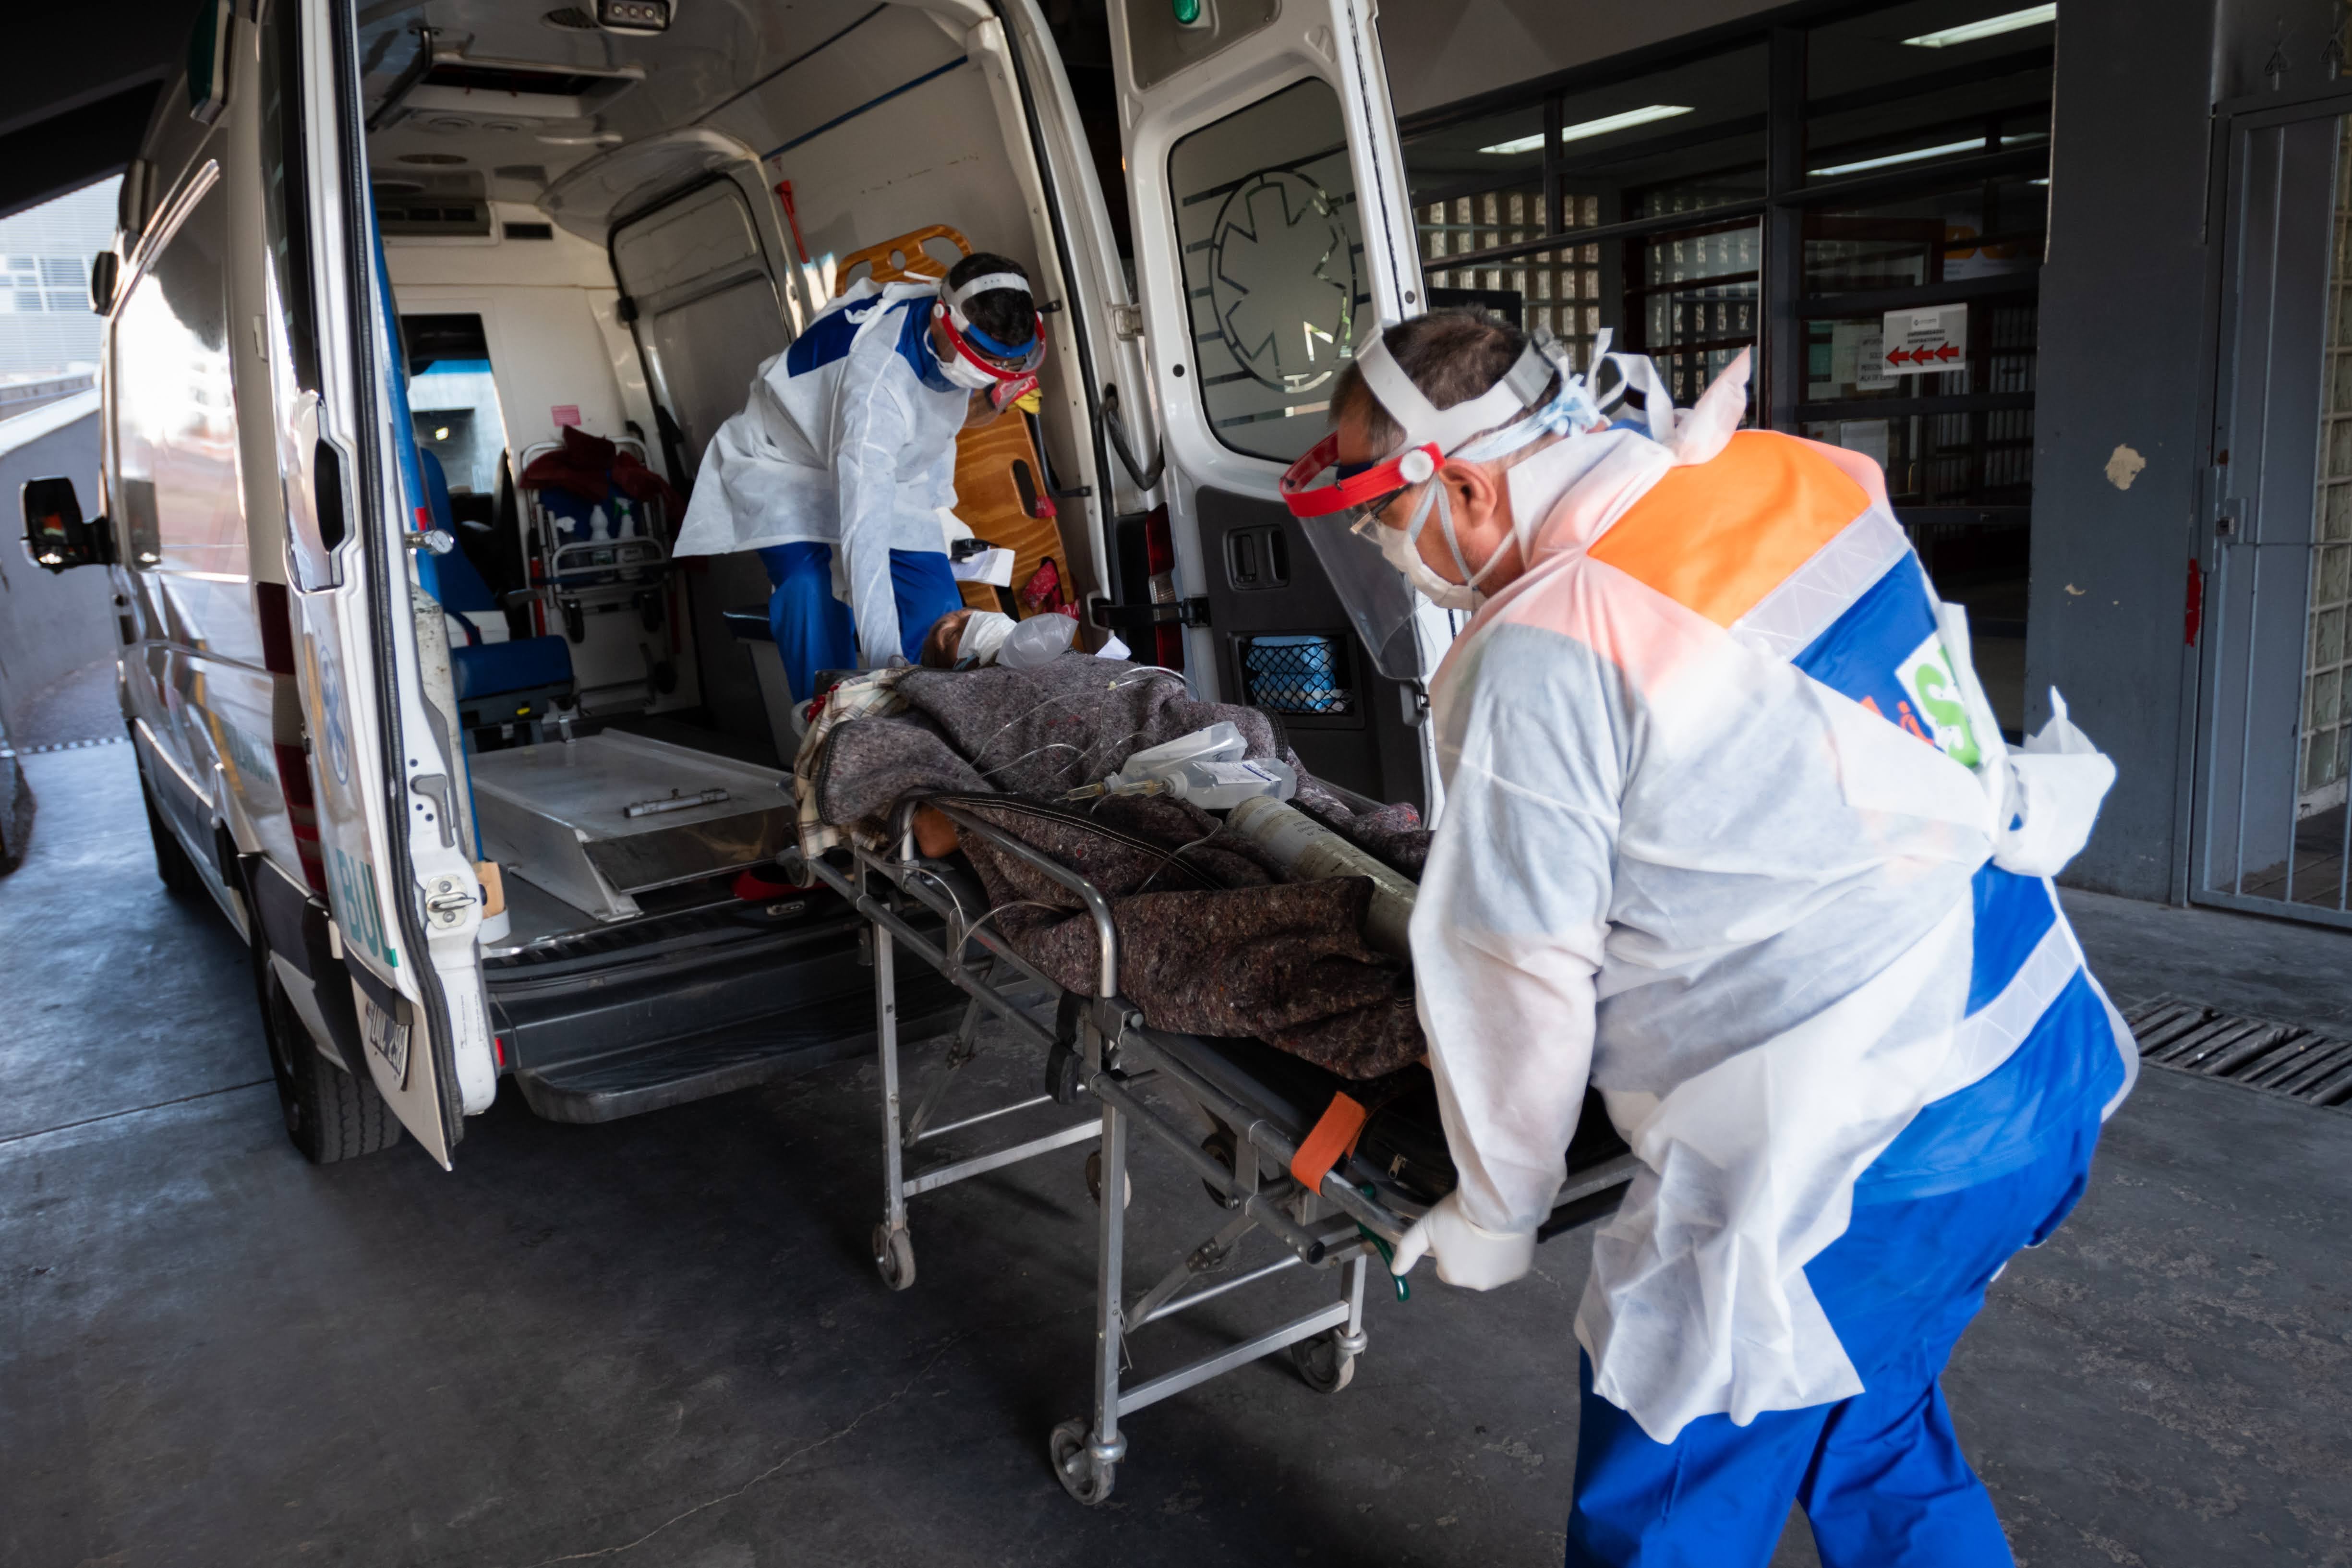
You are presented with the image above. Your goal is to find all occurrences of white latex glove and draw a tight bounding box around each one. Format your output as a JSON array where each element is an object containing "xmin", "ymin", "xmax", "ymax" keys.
[{"xmin": 1388, "ymin": 1191, "xmax": 1536, "ymax": 1290}]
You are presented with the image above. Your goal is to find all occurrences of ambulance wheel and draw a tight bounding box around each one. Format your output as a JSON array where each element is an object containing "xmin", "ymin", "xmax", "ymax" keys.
[
  {"xmin": 262, "ymin": 973, "xmax": 402, "ymax": 1165},
  {"xmin": 873, "ymin": 1223, "xmax": 916, "ymax": 1291},
  {"xmin": 1084, "ymin": 1149, "xmax": 1131, "ymax": 1208},
  {"xmin": 1049, "ymin": 1419, "xmax": 1116, "ymax": 1506},
  {"xmin": 141, "ymin": 780, "xmax": 203, "ymax": 899},
  {"xmin": 1290, "ymin": 1330, "xmax": 1356, "ymax": 1394}
]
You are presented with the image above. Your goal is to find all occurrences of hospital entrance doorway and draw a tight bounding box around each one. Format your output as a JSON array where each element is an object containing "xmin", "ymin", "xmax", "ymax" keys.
[{"xmin": 2195, "ymin": 94, "xmax": 2352, "ymax": 928}]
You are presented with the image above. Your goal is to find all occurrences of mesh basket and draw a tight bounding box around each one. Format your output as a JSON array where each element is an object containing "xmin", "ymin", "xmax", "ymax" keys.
[{"xmin": 1242, "ymin": 635, "xmax": 1353, "ymax": 715}]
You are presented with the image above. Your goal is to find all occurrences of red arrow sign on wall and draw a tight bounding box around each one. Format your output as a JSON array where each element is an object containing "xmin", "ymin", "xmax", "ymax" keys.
[{"xmin": 1931, "ymin": 342, "xmax": 1960, "ymax": 362}]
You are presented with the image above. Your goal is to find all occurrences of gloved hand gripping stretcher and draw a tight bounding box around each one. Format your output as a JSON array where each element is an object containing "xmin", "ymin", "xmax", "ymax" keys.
[{"xmin": 792, "ymin": 654, "xmax": 1639, "ymax": 1505}]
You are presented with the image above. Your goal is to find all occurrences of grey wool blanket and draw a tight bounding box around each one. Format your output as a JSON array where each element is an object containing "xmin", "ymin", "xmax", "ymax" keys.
[{"xmin": 810, "ymin": 655, "xmax": 1430, "ymax": 1078}]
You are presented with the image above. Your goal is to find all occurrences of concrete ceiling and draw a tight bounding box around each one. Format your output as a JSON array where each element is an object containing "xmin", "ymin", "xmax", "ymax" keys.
[{"xmin": 5, "ymin": 0, "xmax": 193, "ymax": 222}]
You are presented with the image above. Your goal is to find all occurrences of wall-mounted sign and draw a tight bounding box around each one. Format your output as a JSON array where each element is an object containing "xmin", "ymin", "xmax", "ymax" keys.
[{"xmin": 1881, "ymin": 304, "xmax": 1968, "ymax": 374}]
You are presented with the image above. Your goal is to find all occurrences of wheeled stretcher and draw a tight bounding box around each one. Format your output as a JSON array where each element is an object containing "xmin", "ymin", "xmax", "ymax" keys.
[{"xmin": 807, "ymin": 797, "xmax": 1641, "ymax": 1506}]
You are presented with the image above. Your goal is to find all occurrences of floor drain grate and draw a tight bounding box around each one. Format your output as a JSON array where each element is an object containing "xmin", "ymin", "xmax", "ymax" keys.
[{"xmin": 2124, "ymin": 996, "xmax": 2352, "ymax": 1109}]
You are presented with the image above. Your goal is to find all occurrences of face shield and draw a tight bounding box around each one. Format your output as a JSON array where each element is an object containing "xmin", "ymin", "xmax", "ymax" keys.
[
  {"xmin": 1282, "ymin": 326, "xmax": 1606, "ymax": 678},
  {"xmin": 933, "ymin": 271, "xmax": 1048, "ymax": 391}
]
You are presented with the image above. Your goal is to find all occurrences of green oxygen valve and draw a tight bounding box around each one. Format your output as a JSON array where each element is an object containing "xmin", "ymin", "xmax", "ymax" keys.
[{"xmin": 1171, "ymin": 0, "xmax": 1203, "ymax": 24}]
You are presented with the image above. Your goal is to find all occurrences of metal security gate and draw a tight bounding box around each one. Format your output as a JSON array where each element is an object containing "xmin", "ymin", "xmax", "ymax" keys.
[{"xmin": 2195, "ymin": 97, "xmax": 2352, "ymax": 928}]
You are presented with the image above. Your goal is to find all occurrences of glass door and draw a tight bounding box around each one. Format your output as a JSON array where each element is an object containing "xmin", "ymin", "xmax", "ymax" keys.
[{"xmin": 2195, "ymin": 101, "xmax": 2352, "ymax": 927}]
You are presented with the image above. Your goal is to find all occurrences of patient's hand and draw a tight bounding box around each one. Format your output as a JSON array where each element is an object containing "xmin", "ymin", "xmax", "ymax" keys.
[{"xmin": 913, "ymin": 805, "xmax": 958, "ymax": 858}]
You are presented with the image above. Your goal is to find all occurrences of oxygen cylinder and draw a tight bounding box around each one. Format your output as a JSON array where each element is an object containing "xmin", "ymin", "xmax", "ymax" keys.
[{"xmin": 1224, "ymin": 795, "xmax": 1417, "ymax": 961}]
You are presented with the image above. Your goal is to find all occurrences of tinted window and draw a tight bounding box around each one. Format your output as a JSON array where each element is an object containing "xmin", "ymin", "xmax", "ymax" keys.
[
  {"xmin": 1168, "ymin": 79, "xmax": 1367, "ymax": 464},
  {"xmin": 117, "ymin": 178, "xmax": 242, "ymax": 576},
  {"xmin": 260, "ymin": 0, "xmax": 320, "ymax": 391}
]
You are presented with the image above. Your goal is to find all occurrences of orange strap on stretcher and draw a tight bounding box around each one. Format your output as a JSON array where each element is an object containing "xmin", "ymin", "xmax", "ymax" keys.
[{"xmin": 1289, "ymin": 1092, "xmax": 1369, "ymax": 1193}]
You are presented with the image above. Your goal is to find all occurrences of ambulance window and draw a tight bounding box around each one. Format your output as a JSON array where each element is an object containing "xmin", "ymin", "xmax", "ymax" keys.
[
  {"xmin": 400, "ymin": 314, "xmax": 510, "ymax": 498},
  {"xmin": 115, "ymin": 177, "xmax": 241, "ymax": 576},
  {"xmin": 259, "ymin": 0, "xmax": 319, "ymax": 393},
  {"xmin": 1167, "ymin": 79, "xmax": 1366, "ymax": 464}
]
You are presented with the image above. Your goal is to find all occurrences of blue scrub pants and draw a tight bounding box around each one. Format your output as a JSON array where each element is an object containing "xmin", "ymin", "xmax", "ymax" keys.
[
  {"xmin": 1565, "ymin": 1115, "xmax": 2100, "ymax": 1568},
  {"xmin": 756, "ymin": 543, "xmax": 963, "ymax": 703}
]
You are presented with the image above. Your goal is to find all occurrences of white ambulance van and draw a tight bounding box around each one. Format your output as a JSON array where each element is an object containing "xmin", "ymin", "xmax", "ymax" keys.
[{"xmin": 22, "ymin": 0, "xmax": 1432, "ymax": 1166}]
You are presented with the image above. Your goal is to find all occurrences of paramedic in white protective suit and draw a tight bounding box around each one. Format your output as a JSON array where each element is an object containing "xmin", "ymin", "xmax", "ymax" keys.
[
  {"xmin": 671, "ymin": 252, "xmax": 1047, "ymax": 701},
  {"xmin": 1279, "ymin": 309, "xmax": 2135, "ymax": 1567}
]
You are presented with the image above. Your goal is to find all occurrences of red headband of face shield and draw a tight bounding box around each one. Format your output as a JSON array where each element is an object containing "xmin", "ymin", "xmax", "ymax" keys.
[
  {"xmin": 1279, "ymin": 434, "xmax": 1442, "ymax": 519},
  {"xmin": 933, "ymin": 298, "xmax": 1048, "ymax": 384},
  {"xmin": 1279, "ymin": 330, "xmax": 1554, "ymax": 520}
]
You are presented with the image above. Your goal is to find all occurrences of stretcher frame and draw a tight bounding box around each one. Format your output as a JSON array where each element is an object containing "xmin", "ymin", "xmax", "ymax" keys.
[{"xmin": 808, "ymin": 797, "xmax": 1640, "ymax": 1506}]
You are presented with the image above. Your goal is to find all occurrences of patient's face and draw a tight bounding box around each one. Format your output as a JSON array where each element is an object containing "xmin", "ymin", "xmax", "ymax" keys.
[{"xmin": 921, "ymin": 608, "xmax": 975, "ymax": 668}]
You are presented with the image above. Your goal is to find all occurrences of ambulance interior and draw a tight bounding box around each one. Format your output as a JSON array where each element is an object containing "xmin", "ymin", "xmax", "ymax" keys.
[{"xmin": 357, "ymin": 0, "xmax": 1106, "ymax": 951}]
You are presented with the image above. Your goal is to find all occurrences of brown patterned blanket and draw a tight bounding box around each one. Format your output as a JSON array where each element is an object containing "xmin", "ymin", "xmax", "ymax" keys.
[{"xmin": 810, "ymin": 655, "xmax": 1429, "ymax": 1077}]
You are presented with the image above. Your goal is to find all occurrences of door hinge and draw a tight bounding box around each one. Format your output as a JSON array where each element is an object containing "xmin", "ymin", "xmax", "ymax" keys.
[{"xmin": 1109, "ymin": 303, "xmax": 1145, "ymax": 341}]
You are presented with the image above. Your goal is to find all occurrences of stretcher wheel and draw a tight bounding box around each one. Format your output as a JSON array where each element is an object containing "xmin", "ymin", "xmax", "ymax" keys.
[
  {"xmin": 873, "ymin": 1223, "xmax": 916, "ymax": 1291},
  {"xmin": 1049, "ymin": 1419, "xmax": 1116, "ymax": 1505},
  {"xmin": 1290, "ymin": 1330, "xmax": 1356, "ymax": 1394},
  {"xmin": 1201, "ymin": 1128, "xmax": 1240, "ymax": 1207},
  {"xmin": 1083, "ymin": 1149, "xmax": 1132, "ymax": 1208}
]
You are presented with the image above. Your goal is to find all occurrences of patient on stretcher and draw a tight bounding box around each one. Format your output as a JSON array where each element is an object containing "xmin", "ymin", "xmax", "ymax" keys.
[{"xmin": 796, "ymin": 645, "xmax": 1432, "ymax": 1077}]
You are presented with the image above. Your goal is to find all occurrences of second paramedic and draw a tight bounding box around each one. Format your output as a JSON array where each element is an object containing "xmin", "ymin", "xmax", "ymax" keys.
[
  {"xmin": 672, "ymin": 252, "xmax": 1047, "ymax": 700},
  {"xmin": 1283, "ymin": 310, "xmax": 2134, "ymax": 1568}
]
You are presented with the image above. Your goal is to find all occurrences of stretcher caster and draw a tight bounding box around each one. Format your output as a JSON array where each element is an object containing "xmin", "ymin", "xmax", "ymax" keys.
[
  {"xmin": 1290, "ymin": 1328, "xmax": 1357, "ymax": 1394},
  {"xmin": 1083, "ymin": 1149, "xmax": 1132, "ymax": 1208},
  {"xmin": 1049, "ymin": 1418, "xmax": 1118, "ymax": 1505},
  {"xmin": 873, "ymin": 1223, "xmax": 916, "ymax": 1291}
]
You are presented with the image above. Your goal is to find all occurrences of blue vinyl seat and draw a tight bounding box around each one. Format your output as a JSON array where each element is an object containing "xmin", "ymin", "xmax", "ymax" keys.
[{"xmin": 423, "ymin": 450, "xmax": 576, "ymax": 729}]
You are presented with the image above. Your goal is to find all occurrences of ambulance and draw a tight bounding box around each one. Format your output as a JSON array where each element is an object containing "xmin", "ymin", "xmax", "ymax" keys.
[{"xmin": 22, "ymin": 0, "xmax": 1433, "ymax": 1164}]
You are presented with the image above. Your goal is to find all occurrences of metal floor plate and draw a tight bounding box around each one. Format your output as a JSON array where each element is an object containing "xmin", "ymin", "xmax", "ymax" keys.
[{"xmin": 2124, "ymin": 996, "xmax": 2352, "ymax": 1110}]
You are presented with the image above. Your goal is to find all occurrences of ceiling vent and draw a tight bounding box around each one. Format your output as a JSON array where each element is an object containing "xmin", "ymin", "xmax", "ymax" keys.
[
  {"xmin": 542, "ymin": 7, "xmax": 600, "ymax": 29},
  {"xmin": 371, "ymin": 169, "xmax": 493, "ymax": 238},
  {"xmin": 375, "ymin": 47, "xmax": 642, "ymax": 127}
]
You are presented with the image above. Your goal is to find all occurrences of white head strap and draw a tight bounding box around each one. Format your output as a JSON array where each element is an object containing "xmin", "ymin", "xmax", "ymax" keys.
[
  {"xmin": 1354, "ymin": 330, "xmax": 1556, "ymax": 457},
  {"xmin": 949, "ymin": 272, "xmax": 1030, "ymax": 308}
]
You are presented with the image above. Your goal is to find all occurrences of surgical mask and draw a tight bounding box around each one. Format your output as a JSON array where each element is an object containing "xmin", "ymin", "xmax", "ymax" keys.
[
  {"xmin": 1361, "ymin": 435, "xmax": 1541, "ymax": 615},
  {"xmin": 1366, "ymin": 497, "xmax": 1480, "ymax": 612},
  {"xmin": 935, "ymin": 346, "xmax": 1001, "ymax": 393},
  {"xmin": 956, "ymin": 609, "xmax": 1015, "ymax": 666}
]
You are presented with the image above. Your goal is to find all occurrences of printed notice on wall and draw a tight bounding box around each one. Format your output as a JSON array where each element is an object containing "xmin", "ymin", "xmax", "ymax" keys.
[{"xmin": 1880, "ymin": 304, "xmax": 1968, "ymax": 375}]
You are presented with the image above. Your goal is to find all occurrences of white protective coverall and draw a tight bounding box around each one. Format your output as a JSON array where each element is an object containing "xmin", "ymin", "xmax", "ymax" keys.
[
  {"xmin": 673, "ymin": 278, "xmax": 968, "ymax": 669},
  {"xmin": 1412, "ymin": 355, "xmax": 2135, "ymax": 1445}
]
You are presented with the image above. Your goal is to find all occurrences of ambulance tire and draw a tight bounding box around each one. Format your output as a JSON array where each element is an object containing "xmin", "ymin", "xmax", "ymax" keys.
[
  {"xmin": 262, "ymin": 970, "xmax": 402, "ymax": 1164},
  {"xmin": 141, "ymin": 778, "xmax": 204, "ymax": 900}
]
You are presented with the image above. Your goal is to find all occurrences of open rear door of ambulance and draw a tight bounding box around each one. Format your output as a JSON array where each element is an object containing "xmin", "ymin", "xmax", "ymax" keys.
[
  {"xmin": 272, "ymin": 0, "xmax": 497, "ymax": 1165},
  {"xmin": 1104, "ymin": 0, "xmax": 1439, "ymax": 808}
]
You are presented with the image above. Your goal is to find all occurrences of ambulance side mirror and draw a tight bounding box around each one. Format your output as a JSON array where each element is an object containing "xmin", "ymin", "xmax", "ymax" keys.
[
  {"xmin": 90, "ymin": 251, "xmax": 119, "ymax": 314},
  {"xmin": 21, "ymin": 476, "xmax": 111, "ymax": 573}
]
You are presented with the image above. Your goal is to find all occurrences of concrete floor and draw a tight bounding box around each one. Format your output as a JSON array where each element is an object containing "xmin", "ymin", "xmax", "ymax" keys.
[{"xmin": 5, "ymin": 744, "xmax": 2352, "ymax": 1568}]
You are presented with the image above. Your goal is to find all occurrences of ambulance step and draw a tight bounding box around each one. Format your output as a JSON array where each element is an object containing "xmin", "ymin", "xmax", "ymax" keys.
[{"xmin": 510, "ymin": 992, "xmax": 967, "ymax": 1123}]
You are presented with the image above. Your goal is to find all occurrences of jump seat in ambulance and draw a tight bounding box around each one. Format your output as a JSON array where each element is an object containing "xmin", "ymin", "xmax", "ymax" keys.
[{"xmin": 423, "ymin": 451, "xmax": 577, "ymax": 731}]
